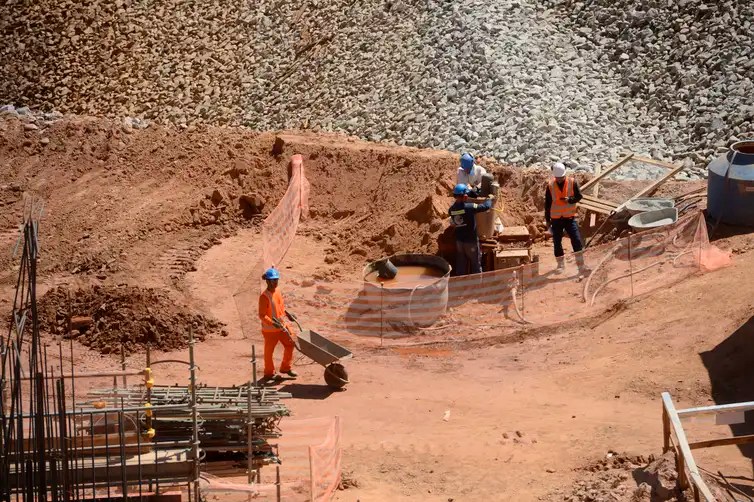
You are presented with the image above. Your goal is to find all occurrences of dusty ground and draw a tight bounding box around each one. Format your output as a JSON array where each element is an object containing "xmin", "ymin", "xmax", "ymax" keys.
[{"xmin": 1, "ymin": 116, "xmax": 751, "ymax": 500}]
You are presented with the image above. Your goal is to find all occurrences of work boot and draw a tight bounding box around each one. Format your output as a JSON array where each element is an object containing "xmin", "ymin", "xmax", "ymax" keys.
[
  {"xmin": 260, "ymin": 375, "xmax": 278, "ymax": 385},
  {"xmin": 283, "ymin": 370, "xmax": 298, "ymax": 378},
  {"xmin": 554, "ymin": 258, "xmax": 566, "ymax": 275}
]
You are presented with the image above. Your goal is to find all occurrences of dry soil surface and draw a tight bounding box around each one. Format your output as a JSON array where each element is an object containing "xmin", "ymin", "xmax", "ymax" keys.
[{"xmin": 1, "ymin": 116, "xmax": 750, "ymax": 500}]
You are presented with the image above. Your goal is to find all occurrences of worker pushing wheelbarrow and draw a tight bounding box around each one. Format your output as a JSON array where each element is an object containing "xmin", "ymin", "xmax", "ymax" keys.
[
  {"xmin": 259, "ymin": 266, "xmax": 351, "ymax": 390},
  {"xmin": 272, "ymin": 313, "xmax": 352, "ymax": 390}
]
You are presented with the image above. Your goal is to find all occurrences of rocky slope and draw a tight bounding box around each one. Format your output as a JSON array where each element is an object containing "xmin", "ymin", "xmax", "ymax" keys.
[{"xmin": 1, "ymin": 0, "xmax": 752, "ymax": 176}]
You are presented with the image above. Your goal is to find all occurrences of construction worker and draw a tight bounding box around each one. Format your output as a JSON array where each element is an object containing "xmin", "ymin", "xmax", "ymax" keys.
[
  {"xmin": 258, "ymin": 267, "xmax": 298, "ymax": 382},
  {"xmin": 449, "ymin": 183, "xmax": 493, "ymax": 275},
  {"xmin": 457, "ymin": 153, "xmax": 487, "ymax": 196},
  {"xmin": 545, "ymin": 163, "xmax": 589, "ymax": 274}
]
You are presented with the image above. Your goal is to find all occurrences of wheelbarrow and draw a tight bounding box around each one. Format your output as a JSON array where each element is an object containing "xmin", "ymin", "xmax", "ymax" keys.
[{"xmin": 273, "ymin": 313, "xmax": 352, "ymax": 390}]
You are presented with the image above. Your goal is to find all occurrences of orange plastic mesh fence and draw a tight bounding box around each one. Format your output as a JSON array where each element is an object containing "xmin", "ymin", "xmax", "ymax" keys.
[
  {"xmin": 279, "ymin": 211, "xmax": 730, "ymax": 337},
  {"xmin": 234, "ymin": 154, "xmax": 310, "ymax": 338},
  {"xmin": 198, "ymin": 417, "xmax": 341, "ymax": 502},
  {"xmin": 232, "ymin": 155, "xmax": 729, "ymax": 340}
]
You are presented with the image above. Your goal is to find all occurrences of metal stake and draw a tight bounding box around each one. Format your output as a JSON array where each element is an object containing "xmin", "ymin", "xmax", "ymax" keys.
[
  {"xmin": 380, "ymin": 282, "xmax": 384, "ymax": 347},
  {"xmin": 188, "ymin": 327, "xmax": 201, "ymax": 502},
  {"xmin": 628, "ymin": 232, "xmax": 635, "ymax": 297}
]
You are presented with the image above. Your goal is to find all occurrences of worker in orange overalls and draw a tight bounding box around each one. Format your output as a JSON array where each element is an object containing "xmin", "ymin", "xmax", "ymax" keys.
[
  {"xmin": 258, "ymin": 267, "xmax": 298, "ymax": 382},
  {"xmin": 545, "ymin": 163, "xmax": 590, "ymax": 275}
]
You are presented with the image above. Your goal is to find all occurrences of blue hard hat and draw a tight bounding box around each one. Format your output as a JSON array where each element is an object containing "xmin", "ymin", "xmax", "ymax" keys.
[
  {"xmin": 262, "ymin": 267, "xmax": 280, "ymax": 280},
  {"xmin": 453, "ymin": 183, "xmax": 469, "ymax": 196},
  {"xmin": 460, "ymin": 153, "xmax": 474, "ymax": 172}
]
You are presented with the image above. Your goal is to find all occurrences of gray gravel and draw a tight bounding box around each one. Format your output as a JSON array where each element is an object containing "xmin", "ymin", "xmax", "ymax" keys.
[{"xmin": 1, "ymin": 0, "xmax": 752, "ymax": 180}]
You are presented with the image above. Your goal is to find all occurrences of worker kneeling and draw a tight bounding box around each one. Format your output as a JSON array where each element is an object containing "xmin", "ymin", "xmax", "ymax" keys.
[
  {"xmin": 258, "ymin": 267, "xmax": 298, "ymax": 382},
  {"xmin": 448, "ymin": 183, "xmax": 493, "ymax": 275}
]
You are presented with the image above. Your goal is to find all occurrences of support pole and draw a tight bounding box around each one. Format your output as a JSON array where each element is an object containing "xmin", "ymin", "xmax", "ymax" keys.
[
  {"xmin": 380, "ymin": 283, "xmax": 384, "ymax": 347},
  {"xmin": 628, "ymin": 232, "xmax": 635, "ymax": 297},
  {"xmin": 188, "ymin": 327, "xmax": 201, "ymax": 502}
]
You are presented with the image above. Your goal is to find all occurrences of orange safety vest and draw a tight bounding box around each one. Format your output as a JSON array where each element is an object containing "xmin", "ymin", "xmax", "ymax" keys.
[
  {"xmin": 259, "ymin": 289, "xmax": 286, "ymax": 334},
  {"xmin": 548, "ymin": 177, "xmax": 578, "ymax": 219}
]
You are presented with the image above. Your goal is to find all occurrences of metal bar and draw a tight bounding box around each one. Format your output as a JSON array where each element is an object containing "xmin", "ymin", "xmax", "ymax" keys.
[
  {"xmin": 188, "ymin": 327, "xmax": 201, "ymax": 502},
  {"xmin": 118, "ymin": 412, "xmax": 128, "ymax": 500},
  {"xmin": 149, "ymin": 359, "xmax": 190, "ymax": 366},
  {"xmin": 17, "ymin": 370, "xmax": 145, "ymax": 381},
  {"xmin": 628, "ymin": 232, "xmax": 634, "ymax": 297},
  {"xmin": 69, "ymin": 338, "xmax": 81, "ymax": 502},
  {"xmin": 14, "ymin": 403, "xmax": 194, "ymax": 418},
  {"xmin": 105, "ymin": 412, "xmax": 111, "ymax": 501},
  {"xmin": 57, "ymin": 379, "xmax": 71, "ymax": 502}
]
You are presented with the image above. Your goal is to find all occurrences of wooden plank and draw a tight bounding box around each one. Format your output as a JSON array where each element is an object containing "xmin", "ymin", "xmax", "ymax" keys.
[
  {"xmin": 581, "ymin": 194, "xmax": 619, "ymax": 207},
  {"xmin": 496, "ymin": 249, "xmax": 531, "ymax": 259},
  {"xmin": 581, "ymin": 153, "xmax": 634, "ymax": 192},
  {"xmin": 661, "ymin": 393, "xmax": 716, "ymax": 502},
  {"xmin": 677, "ymin": 400, "xmax": 754, "ymax": 418},
  {"xmin": 689, "ymin": 434, "xmax": 754, "ymax": 450},
  {"xmin": 632, "ymin": 155, "xmax": 682, "ymax": 171},
  {"xmin": 590, "ymin": 165, "xmax": 602, "ymax": 227},
  {"xmin": 578, "ymin": 202, "xmax": 614, "ymax": 215},
  {"xmin": 498, "ymin": 226, "xmax": 530, "ymax": 238},
  {"xmin": 630, "ymin": 164, "xmax": 686, "ymax": 200}
]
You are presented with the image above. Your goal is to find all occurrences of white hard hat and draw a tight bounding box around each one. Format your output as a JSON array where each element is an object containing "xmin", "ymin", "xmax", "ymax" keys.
[{"xmin": 552, "ymin": 162, "xmax": 566, "ymax": 177}]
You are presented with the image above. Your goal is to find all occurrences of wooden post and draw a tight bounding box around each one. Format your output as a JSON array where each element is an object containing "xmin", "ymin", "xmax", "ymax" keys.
[
  {"xmin": 662, "ymin": 405, "xmax": 670, "ymax": 453},
  {"xmin": 589, "ymin": 165, "xmax": 601, "ymax": 227}
]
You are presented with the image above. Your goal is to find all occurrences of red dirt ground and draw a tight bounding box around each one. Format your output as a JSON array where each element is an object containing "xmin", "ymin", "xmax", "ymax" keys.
[{"xmin": 1, "ymin": 114, "xmax": 750, "ymax": 501}]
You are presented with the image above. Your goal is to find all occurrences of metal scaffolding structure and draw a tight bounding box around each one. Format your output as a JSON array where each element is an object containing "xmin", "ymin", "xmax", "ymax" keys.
[{"xmin": 0, "ymin": 201, "xmax": 291, "ymax": 501}]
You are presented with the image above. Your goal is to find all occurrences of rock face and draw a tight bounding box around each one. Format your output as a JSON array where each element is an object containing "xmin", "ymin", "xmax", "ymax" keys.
[{"xmin": 1, "ymin": 0, "xmax": 752, "ymax": 177}]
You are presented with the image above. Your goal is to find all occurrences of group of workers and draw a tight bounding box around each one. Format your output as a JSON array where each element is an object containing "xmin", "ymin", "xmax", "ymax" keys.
[
  {"xmin": 449, "ymin": 154, "xmax": 589, "ymax": 276},
  {"xmin": 259, "ymin": 154, "xmax": 592, "ymax": 381}
]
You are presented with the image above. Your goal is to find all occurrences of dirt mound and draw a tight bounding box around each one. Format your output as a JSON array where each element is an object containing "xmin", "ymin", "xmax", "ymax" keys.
[
  {"xmin": 38, "ymin": 286, "xmax": 225, "ymax": 354},
  {"xmin": 549, "ymin": 451, "xmax": 735, "ymax": 502}
]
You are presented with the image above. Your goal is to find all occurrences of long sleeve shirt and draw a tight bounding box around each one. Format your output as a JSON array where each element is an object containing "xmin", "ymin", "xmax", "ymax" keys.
[
  {"xmin": 449, "ymin": 198, "xmax": 493, "ymax": 242},
  {"xmin": 545, "ymin": 179, "xmax": 582, "ymax": 223},
  {"xmin": 457, "ymin": 164, "xmax": 487, "ymax": 188}
]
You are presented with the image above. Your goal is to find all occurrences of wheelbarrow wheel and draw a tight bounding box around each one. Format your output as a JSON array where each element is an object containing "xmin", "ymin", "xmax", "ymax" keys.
[{"xmin": 324, "ymin": 363, "xmax": 349, "ymax": 390}]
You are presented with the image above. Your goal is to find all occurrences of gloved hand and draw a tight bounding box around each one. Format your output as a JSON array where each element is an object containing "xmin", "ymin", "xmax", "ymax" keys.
[
  {"xmin": 467, "ymin": 189, "xmax": 480, "ymax": 198},
  {"xmin": 567, "ymin": 196, "xmax": 578, "ymax": 204}
]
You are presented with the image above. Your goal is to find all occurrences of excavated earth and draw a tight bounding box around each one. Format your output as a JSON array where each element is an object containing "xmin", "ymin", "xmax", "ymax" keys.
[{"xmin": 1, "ymin": 114, "xmax": 752, "ymax": 500}]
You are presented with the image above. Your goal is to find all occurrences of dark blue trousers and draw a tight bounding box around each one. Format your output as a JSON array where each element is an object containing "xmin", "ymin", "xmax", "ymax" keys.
[{"xmin": 551, "ymin": 217, "xmax": 583, "ymax": 257}]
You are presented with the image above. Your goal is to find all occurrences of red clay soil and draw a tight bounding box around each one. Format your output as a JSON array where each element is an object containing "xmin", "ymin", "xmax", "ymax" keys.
[
  {"xmin": 2, "ymin": 114, "xmax": 736, "ymax": 500},
  {"xmin": 0, "ymin": 116, "xmax": 700, "ymax": 285},
  {"xmin": 37, "ymin": 285, "xmax": 225, "ymax": 354}
]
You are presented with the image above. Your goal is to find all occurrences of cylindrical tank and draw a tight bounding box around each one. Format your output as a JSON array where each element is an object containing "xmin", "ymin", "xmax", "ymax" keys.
[
  {"xmin": 352, "ymin": 254, "xmax": 451, "ymax": 334},
  {"xmin": 707, "ymin": 140, "xmax": 754, "ymax": 226},
  {"xmin": 469, "ymin": 196, "xmax": 497, "ymax": 240},
  {"xmin": 480, "ymin": 173, "xmax": 496, "ymax": 197}
]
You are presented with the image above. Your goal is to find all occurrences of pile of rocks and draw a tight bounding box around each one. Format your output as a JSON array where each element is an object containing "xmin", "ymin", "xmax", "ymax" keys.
[
  {"xmin": 1, "ymin": 0, "xmax": 751, "ymax": 178},
  {"xmin": 543, "ymin": 0, "xmax": 754, "ymax": 175}
]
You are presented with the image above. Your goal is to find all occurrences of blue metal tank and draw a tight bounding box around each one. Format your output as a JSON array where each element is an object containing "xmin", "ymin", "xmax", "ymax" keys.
[{"xmin": 707, "ymin": 140, "xmax": 754, "ymax": 226}]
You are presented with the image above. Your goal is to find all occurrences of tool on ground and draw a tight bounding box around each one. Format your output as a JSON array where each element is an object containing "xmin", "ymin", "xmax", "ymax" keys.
[{"xmin": 272, "ymin": 312, "xmax": 352, "ymax": 390}]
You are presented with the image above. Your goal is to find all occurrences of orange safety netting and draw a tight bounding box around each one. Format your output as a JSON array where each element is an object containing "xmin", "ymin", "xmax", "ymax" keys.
[
  {"xmin": 234, "ymin": 155, "xmax": 730, "ymax": 340},
  {"xmin": 198, "ymin": 416, "xmax": 342, "ymax": 502},
  {"xmin": 234, "ymin": 154, "xmax": 310, "ymax": 338}
]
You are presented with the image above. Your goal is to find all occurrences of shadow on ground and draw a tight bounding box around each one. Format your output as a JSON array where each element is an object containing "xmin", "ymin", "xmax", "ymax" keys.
[
  {"xmin": 700, "ymin": 314, "xmax": 754, "ymax": 494},
  {"xmin": 278, "ymin": 383, "xmax": 339, "ymax": 400}
]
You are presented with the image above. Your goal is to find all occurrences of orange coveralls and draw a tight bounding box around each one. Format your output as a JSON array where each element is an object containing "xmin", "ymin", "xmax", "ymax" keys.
[{"xmin": 258, "ymin": 289, "xmax": 295, "ymax": 377}]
